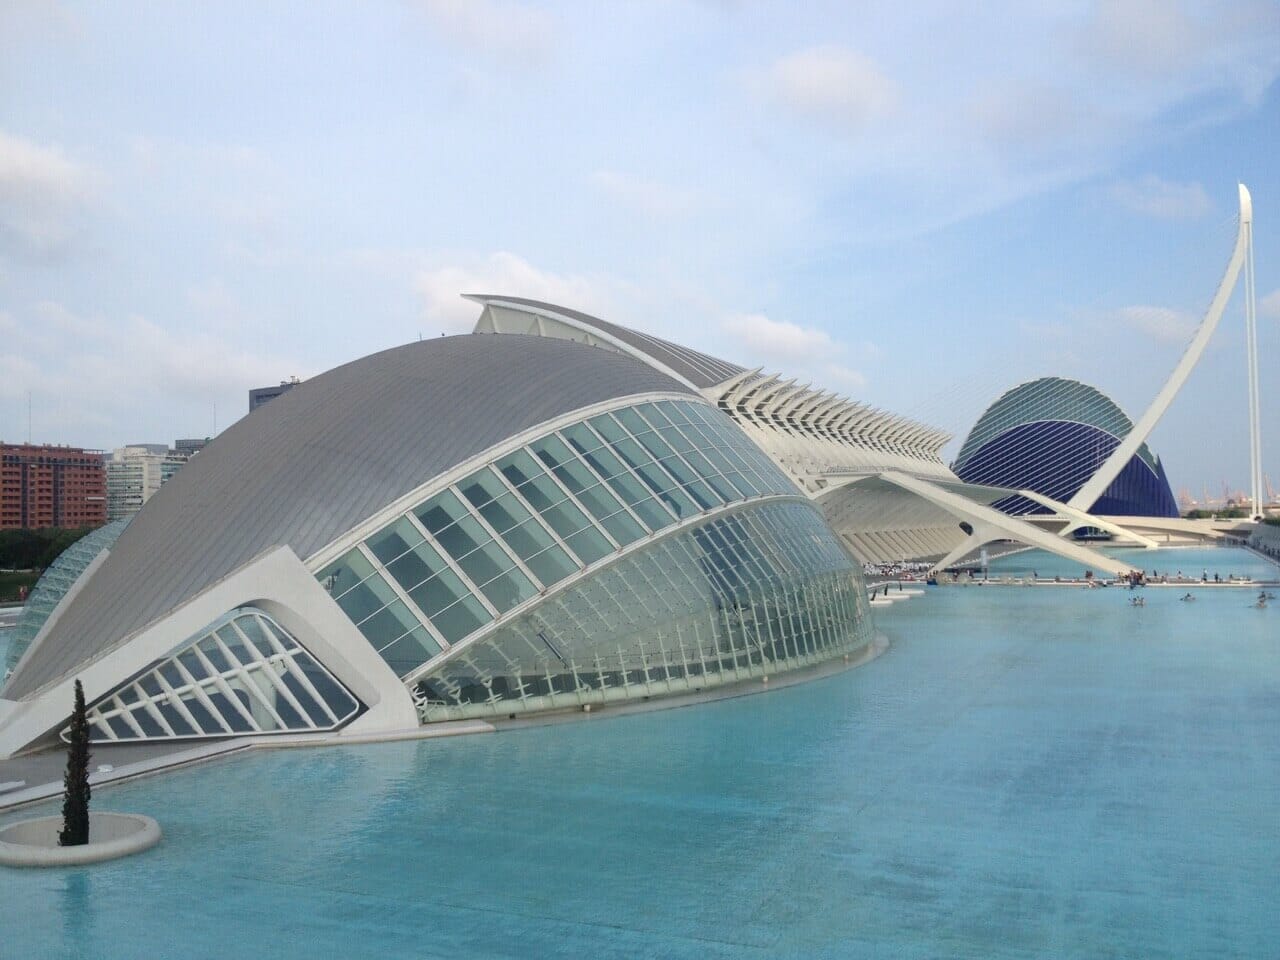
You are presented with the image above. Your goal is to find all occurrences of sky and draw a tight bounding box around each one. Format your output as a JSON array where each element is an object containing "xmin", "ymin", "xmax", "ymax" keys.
[{"xmin": 2, "ymin": 0, "xmax": 1279, "ymax": 501}]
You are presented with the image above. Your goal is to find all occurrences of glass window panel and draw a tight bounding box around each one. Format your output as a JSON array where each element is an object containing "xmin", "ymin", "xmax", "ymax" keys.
[
  {"xmin": 433, "ymin": 593, "xmax": 491, "ymax": 643},
  {"xmin": 530, "ymin": 433, "xmax": 578, "ymax": 470},
  {"xmin": 338, "ymin": 576, "xmax": 397, "ymax": 626},
  {"xmin": 129, "ymin": 706, "xmax": 165, "ymax": 738},
  {"xmin": 587, "ymin": 412, "xmax": 629, "ymax": 444},
  {"xmin": 180, "ymin": 693, "xmax": 224, "ymax": 734},
  {"xmin": 433, "ymin": 512, "xmax": 490, "ymax": 563},
  {"xmin": 234, "ymin": 616, "xmax": 278, "ymax": 660},
  {"xmin": 177, "ymin": 650, "xmax": 208, "ymax": 682},
  {"xmin": 256, "ymin": 616, "xmax": 299, "ymax": 651},
  {"xmin": 530, "ymin": 496, "xmax": 591, "ymax": 542},
  {"xmin": 266, "ymin": 679, "xmax": 307, "ymax": 729},
  {"xmin": 316, "ymin": 549, "xmax": 376, "ymax": 599},
  {"xmin": 386, "ymin": 538, "xmax": 450, "ymax": 593},
  {"xmin": 197, "ymin": 636, "xmax": 232, "ymax": 673},
  {"xmin": 139, "ymin": 675, "xmax": 163, "ymax": 697},
  {"xmin": 366, "ymin": 516, "xmax": 426, "ymax": 565},
  {"xmin": 477, "ymin": 492, "xmax": 532, "ymax": 535},
  {"xmin": 159, "ymin": 662, "xmax": 186, "ymax": 690},
  {"xmin": 154, "ymin": 701, "xmax": 196, "ymax": 737},
  {"xmin": 560, "ymin": 422, "xmax": 604, "ymax": 456},
  {"xmin": 458, "ymin": 467, "xmax": 510, "ymax": 509},
  {"xmin": 207, "ymin": 690, "xmax": 254, "ymax": 733},
  {"xmin": 115, "ymin": 685, "xmax": 141, "ymax": 706},
  {"xmin": 565, "ymin": 526, "xmax": 612, "ymax": 566},
  {"xmin": 453, "ymin": 535, "xmax": 511, "ymax": 589},
  {"xmin": 414, "ymin": 489, "xmax": 470, "ymax": 535},
  {"xmin": 280, "ymin": 671, "xmax": 332, "ymax": 727},
  {"xmin": 239, "ymin": 674, "xmax": 284, "ymax": 731},
  {"xmin": 471, "ymin": 564, "xmax": 536, "ymax": 613},
  {"xmin": 496, "ymin": 448, "xmax": 545, "ymax": 488},
  {"xmin": 509, "ymin": 471, "xmax": 561, "ymax": 512},
  {"xmin": 635, "ymin": 401, "xmax": 673, "ymax": 428},
  {"xmin": 612, "ymin": 406, "xmax": 655, "ymax": 438},
  {"xmin": 524, "ymin": 543, "xmax": 578, "ymax": 588},
  {"xmin": 105, "ymin": 713, "xmax": 136, "ymax": 740},
  {"xmin": 408, "ymin": 566, "xmax": 474, "ymax": 619},
  {"xmin": 377, "ymin": 627, "xmax": 441, "ymax": 677},
  {"xmin": 298, "ymin": 663, "xmax": 358, "ymax": 719},
  {"xmin": 500, "ymin": 515, "xmax": 556, "ymax": 562},
  {"xmin": 357, "ymin": 600, "xmax": 420, "ymax": 652},
  {"xmin": 216, "ymin": 624, "xmax": 254, "ymax": 665}
]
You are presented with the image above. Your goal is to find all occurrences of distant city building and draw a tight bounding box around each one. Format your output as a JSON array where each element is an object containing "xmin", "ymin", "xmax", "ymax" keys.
[
  {"xmin": 173, "ymin": 438, "xmax": 210, "ymax": 457},
  {"xmin": 249, "ymin": 377, "xmax": 302, "ymax": 413},
  {"xmin": 0, "ymin": 442, "xmax": 107, "ymax": 530},
  {"xmin": 105, "ymin": 445, "xmax": 192, "ymax": 521}
]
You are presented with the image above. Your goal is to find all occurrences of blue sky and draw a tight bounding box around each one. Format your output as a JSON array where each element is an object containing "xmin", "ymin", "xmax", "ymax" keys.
[{"xmin": 2, "ymin": 0, "xmax": 1278, "ymax": 500}]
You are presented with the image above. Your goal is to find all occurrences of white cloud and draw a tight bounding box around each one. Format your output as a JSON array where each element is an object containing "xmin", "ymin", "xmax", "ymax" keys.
[
  {"xmin": 1113, "ymin": 175, "xmax": 1212, "ymax": 219},
  {"xmin": 411, "ymin": 0, "xmax": 554, "ymax": 62},
  {"xmin": 413, "ymin": 252, "xmax": 601, "ymax": 334},
  {"xmin": 2, "ymin": 300, "xmax": 301, "ymax": 443},
  {"xmin": 1106, "ymin": 305, "xmax": 1197, "ymax": 343},
  {"xmin": 1259, "ymin": 289, "xmax": 1280, "ymax": 320},
  {"xmin": 721, "ymin": 312, "xmax": 834, "ymax": 361},
  {"xmin": 753, "ymin": 46, "xmax": 896, "ymax": 133},
  {"xmin": 719, "ymin": 312, "xmax": 871, "ymax": 391},
  {"xmin": 0, "ymin": 129, "xmax": 95, "ymax": 257},
  {"xmin": 592, "ymin": 170, "xmax": 697, "ymax": 220}
]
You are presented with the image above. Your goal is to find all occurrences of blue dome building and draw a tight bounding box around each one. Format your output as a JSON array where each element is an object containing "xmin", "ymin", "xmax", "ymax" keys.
[{"xmin": 953, "ymin": 377, "xmax": 1179, "ymax": 518}]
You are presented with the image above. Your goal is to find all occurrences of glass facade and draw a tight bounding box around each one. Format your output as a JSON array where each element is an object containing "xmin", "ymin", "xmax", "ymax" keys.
[
  {"xmin": 316, "ymin": 399, "xmax": 797, "ymax": 681},
  {"xmin": 71, "ymin": 609, "xmax": 361, "ymax": 743},
  {"xmin": 5, "ymin": 519, "xmax": 130, "ymax": 677},
  {"xmin": 413, "ymin": 500, "xmax": 873, "ymax": 721}
]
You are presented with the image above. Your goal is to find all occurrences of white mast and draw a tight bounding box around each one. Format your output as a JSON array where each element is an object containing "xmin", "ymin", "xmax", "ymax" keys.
[
  {"xmin": 1243, "ymin": 184, "xmax": 1263, "ymax": 519},
  {"xmin": 1068, "ymin": 183, "xmax": 1254, "ymax": 513}
]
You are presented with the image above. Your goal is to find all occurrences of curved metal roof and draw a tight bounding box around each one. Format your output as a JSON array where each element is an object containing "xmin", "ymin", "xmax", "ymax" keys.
[
  {"xmin": 4, "ymin": 334, "xmax": 694, "ymax": 701},
  {"xmin": 466, "ymin": 295, "xmax": 746, "ymax": 389},
  {"xmin": 954, "ymin": 376, "xmax": 1159, "ymax": 474}
]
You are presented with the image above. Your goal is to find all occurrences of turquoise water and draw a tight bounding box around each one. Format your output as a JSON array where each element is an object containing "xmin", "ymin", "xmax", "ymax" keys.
[
  {"xmin": 984, "ymin": 543, "xmax": 1277, "ymax": 582},
  {"xmin": 2, "ymin": 547, "xmax": 1278, "ymax": 958}
]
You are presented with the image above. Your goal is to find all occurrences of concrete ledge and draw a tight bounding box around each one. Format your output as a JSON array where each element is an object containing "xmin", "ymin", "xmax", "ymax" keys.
[{"xmin": 0, "ymin": 812, "xmax": 161, "ymax": 867}]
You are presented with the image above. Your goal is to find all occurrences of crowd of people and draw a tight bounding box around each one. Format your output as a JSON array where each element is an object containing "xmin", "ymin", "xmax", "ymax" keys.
[{"xmin": 862, "ymin": 560, "xmax": 932, "ymax": 581}]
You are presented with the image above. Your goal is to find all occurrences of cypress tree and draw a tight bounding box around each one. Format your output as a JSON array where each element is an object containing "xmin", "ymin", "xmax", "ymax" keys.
[{"xmin": 59, "ymin": 679, "xmax": 92, "ymax": 847}]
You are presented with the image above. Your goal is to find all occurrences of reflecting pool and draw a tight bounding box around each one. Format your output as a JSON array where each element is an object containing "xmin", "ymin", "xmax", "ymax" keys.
[{"xmin": 2, "ymin": 547, "xmax": 1277, "ymax": 958}]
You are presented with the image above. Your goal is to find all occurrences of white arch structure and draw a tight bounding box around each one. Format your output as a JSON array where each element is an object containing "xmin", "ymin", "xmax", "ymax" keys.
[{"xmin": 1069, "ymin": 183, "xmax": 1257, "ymax": 515}]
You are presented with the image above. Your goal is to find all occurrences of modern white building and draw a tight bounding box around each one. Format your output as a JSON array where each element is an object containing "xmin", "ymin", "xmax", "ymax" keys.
[
  {"xmin": 0, "ymin": 334, "xmax": 880, "ymax": 756},
  {"xmin": 105, "ymin": 445, "xmax": 190, "ymax": 521}
]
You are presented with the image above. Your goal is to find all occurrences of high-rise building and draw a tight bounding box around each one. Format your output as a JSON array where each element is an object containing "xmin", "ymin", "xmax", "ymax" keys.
[
  {"xmin": 105, "ymin": 445, "xmax": 191, "ymax": 521},
  {"xmin": 0, "ymin": 443, "xmax": 107, "ymax": 530},
  {"xmin": 249, "ymin": 377, "xmax": 302, "ymax": 412}
]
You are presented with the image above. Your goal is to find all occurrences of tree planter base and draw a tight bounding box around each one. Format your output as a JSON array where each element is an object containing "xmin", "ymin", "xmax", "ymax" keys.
[{"xmin": 0, "ymin": 813, "xmax": 161, "ymax": 867}]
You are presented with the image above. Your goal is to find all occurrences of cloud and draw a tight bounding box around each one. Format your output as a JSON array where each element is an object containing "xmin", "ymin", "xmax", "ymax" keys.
[
  {"xmin": 721, "ymin": 312, "xmax": 834, "ymax": 361},
  {"xmin": 2, "ymin": 300, "xmax": 301, "ymax": 443},
  {"xmin": 591, "ymin": 170, "xmax": 697, "ymax": 220},
  {"xmin": 720, "ymin": 312, "xmax": 871, "ymax": 391},
  {"xmin": 0, "ymin": 129, "xmax": 96, "ymax": 258},
  {"xmin": 1105, "ymin": 305, "xmax": 1198, "ymax": 343},
  {"xmin": 752, "ymin": 46, "xmax": 896, "ymax": 133},
  {"xmin": 410, "ymin": 0, "xmax": 554, "ymax": 62},
  {"xmin": 1113, "ymin": 175, "xmax": 1212, "ymax": 219},
  {"xmin": 1259, "ymin": 289, "xmax": 1280, "ymax": 320},
  {"xmin": 413, "ymin": 252, "xmax": 601, "ymax": 334}
]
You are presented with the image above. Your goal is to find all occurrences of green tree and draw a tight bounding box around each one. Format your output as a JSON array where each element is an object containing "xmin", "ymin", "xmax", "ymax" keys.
[{"xmin": 59, "ymin": 679, "xmax": 92, "ymax": 847}]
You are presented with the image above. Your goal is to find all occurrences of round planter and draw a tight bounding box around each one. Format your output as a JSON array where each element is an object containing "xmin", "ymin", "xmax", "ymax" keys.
[{"xmin": 0, "ymin": 813, "xmax": 161, "ymax": 867}]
